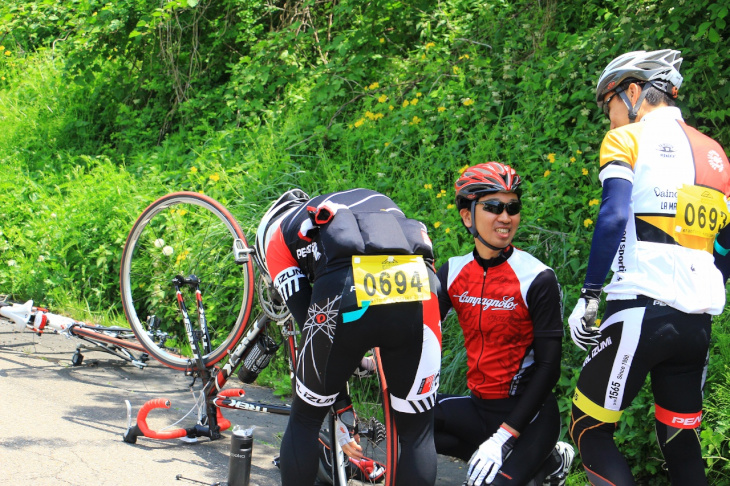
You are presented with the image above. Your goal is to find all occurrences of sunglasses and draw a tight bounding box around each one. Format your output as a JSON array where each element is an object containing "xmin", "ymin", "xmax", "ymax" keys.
[
  {"xmin": 477, "ymin": 200, "xmax": 522, "ymax": 215},
  {"xmin": 601, "ymin": 91, "xmax": 619, "ymax": 118}
]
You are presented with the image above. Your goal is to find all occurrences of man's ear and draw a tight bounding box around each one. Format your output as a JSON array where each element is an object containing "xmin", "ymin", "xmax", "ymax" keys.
[{"xmin": 460, "ymin": 207, "xmax": 473, "ymax": 229}]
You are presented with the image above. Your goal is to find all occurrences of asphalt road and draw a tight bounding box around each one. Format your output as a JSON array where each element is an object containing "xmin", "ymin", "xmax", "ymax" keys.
[{"xmin": 0, "ymin": 326, "xmax": 466, "ymax": 485}]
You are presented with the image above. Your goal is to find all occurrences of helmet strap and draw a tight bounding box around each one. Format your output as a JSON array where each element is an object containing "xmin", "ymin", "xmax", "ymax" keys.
[
  {"xmin": 619, "ymin": 80, "xmax": 655, "ymax": 123},
  {"xmin": 469, "ymin": 202, "xmax": 508, "ymax": 252}
]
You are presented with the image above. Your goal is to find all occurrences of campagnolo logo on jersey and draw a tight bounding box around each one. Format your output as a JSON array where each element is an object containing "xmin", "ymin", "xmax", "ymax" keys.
[
  {"xmin": 454, "ymin": 292, "xmax": 518, "ymax": 311},
  {"xmin": 296, "ymin": 242, "xmax": 321, "ymax": 261},
  {"xmin": 274, "ymin": 267, "xmax": 305, "ymax": 300},
  {"xmin": 656, "ymin": 143, "xmax": 676, "ymax": 158},
  {"xmin": 708, "ymin": 150, "xmax": 724, "ymax": 172}
]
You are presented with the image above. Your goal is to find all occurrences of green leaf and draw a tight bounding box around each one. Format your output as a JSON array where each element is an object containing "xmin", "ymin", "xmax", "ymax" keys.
[
  {"xmin": 187, "ymin": 0, "xmax": 199, "ymax": 6},
  {"xmin": 708, "ymin": 27, "xmax": 720, "ymax": 43}
]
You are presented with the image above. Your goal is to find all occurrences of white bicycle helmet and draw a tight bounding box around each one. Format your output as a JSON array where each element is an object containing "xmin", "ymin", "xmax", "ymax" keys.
[
  {"xmin": 254, "ymin": 188, "xmax": 309, "ymax": 277},
  {"xmin": 596, "ymin": 49, "xmax": 683, "ymax": 104}
]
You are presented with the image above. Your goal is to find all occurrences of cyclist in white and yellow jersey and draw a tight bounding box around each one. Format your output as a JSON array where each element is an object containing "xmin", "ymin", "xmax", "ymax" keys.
[{"xmin": 567, "ymin": 49, "xmax": 730, "ymax": 485}]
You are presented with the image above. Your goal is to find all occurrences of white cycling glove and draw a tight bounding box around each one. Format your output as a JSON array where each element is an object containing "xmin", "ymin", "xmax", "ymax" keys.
[
  {"xmin": 568, "ymin": 288, "xmax": 602, "ymax": 351},
  {"xmin": 353, "ymin": 355, "xmax": 377, "ymax": 378},
  {"xmin": 466, "ymin": 426, "xmax": 516, "ymax": 485}
]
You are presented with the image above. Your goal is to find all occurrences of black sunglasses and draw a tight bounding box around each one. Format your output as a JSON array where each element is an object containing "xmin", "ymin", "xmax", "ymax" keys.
[
  {"xmin": 601, "ymin": 91, "xmax": 619, "ymax": 118},
  {"xmin": 477, "ymin": 200, "xmax": 522, "ymax": 215}
]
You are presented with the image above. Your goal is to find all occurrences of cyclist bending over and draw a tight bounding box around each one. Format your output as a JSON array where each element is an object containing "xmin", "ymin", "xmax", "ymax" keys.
[{"xmin": 256, "ymin": 188, "xmax": 442, "ymax": 486}]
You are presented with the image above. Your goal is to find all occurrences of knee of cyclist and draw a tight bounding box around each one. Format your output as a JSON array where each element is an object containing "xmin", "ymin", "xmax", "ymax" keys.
[{"xmin": 654, "ymin": 406, "xmax": 703, "ymax": 447}]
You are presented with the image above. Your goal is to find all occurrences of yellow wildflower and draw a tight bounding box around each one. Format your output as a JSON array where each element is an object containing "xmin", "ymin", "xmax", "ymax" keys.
[
  {"xmin": 402, "ymin": 100, "xmax": 410, "ymax": 108},
  {"xmin": 379, "ymin": 38, "xmax": 385, "ymax": 44},
  {"xmin": 589, "ymin": 199, "xmax": 600, "ymax": 206},
  {"xmin": 453, "ymin": 66, "xmax": 459, "ymax": 74},
  {"xmin": 425, "ymin": 42, "xmax": 435, "ymax": 49},
  {"xmin": 368, "ymin": 82, "xmax": 380, "ymax": 90},
  {"xmin": 4, "ymin": 51, "xmax": 10, "ymax": 56},
  {"xmin": 437, "ymin": 106, "xmax": 446, "ymax": 113},
  {"xmin": 416, "ymin": 92, "xmax": 422, "ymax": 98},
  {"xmin": 459, "ymin": 54, "xmax": 470, "ymax": 60},
  {"xmin": 411, "ymin": 98, "xmax": 419, "ymax": 106},
  {"xmin": 384, "ymin": 142, "xmax": 390, "ymax": 147},
  {"xmin": 544, "ymin": 170, "xmax": 551, "ymax": 177},
  {"xmin": 0, "ymin": 46, "xmax": 4, "ymax": 51},
  {"xmin": 354, "ymin": 118, "xmax": 365, "ymax": 128},
  {"xmin": 209, "ymin": 173, "xmax": 220, "ymax": 182},
  {"xmin": 459, "ymin": 165, "xmax": 470, "ymax": 174},
  {"xmin": 582, "ymin": 168, "xmax": 589, "ymax": 175},
  {"xmin": 436, "ymin": 193, "xmax": 442, "ymax": 198},
  {"xmin": 424, "ymin": 184, "xmax": 433, "ymax": 190},
  {"xmin": 570, "ymin": 157, "xmax": 576, "ymax": 163},
  {"xmin": 447, "ymin": 204, "xmax": 455, "ymax": 209},
  {"xmin": 378, "ymin": 94, "xmax": 388, "ymax": 103},
  {"xmin": 584, "ymin": 218, "xmax": 593, "ymax": 228},
  {"xmin": 189, "ymin": 167, "xmax": 197, "ymax": 173},
  {"xmin": 547, "ymin": 153, "xmax": 556, "ymax": 163},
  {"xmin": 445, "ymin": 228, "xmax": 451, "ymax": 234},
  {"xmin": 434, "ymin": 221, "xmax": 442, "ymax": 229},
  {"xmin": 576, "ymin": 150, "xmax": 583, "ymax": 155},
  {"xmin": 410, "ymin": 116, "xmax": 421, "ymax": 125},
  {"xmin": 463, "ymin": 98, "xmax": 474, "ymax": 106},
  {"xmin": 389, "ymin": 105, "xmax": 394, "ymax": 111}
]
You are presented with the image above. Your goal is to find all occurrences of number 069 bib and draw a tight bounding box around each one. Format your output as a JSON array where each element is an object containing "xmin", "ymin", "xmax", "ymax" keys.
[
  {"xmin": 352, "ymin": 255, "xmax": 431, "ymax": 307},
  {"xmin": 674, "ymin": 184, "xmax": 730, "ymax": 251}
]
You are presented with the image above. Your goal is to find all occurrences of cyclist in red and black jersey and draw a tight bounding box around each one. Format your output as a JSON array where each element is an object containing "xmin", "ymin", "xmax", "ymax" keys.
[
  {"xmin": 256, "ymin": 188, "xmax": 442, "ymax": 486},
  {"xmin": 434, "ymin": 163, "xmax": 574, "ymax": 486}
]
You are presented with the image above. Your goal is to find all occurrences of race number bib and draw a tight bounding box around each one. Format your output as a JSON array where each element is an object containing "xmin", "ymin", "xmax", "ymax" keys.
[
  {"xmin": 352, "ymin": 255, "xmax": 431, "ymax": 307},
  {"xmin": 674, "ymin": 184, "xmax": 730, "ymax": 250}
]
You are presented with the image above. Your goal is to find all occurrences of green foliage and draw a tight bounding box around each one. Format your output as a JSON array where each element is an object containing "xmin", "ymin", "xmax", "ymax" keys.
[{"xmin": 1, "ymin": 0, "xmax": 730, "ymax": 482}]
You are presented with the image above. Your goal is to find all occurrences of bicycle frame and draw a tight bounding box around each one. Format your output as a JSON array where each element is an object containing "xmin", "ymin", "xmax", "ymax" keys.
[
  {"xmin": 123, "ymin": 288, "xmax": 298, "ymax": 443},
  {"xmin": 0, "ymin": 298, "xmax": 158, "ymax": 368}
]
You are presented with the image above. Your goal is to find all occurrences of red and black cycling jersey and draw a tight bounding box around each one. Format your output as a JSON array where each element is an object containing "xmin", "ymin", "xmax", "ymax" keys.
[
  {"xmin": 264, "ymin": 188, "xmax": 435, "ymax": 318},
  {"xmin": 437, "ymin": 246, "xmax": 563, "ymax": 401}
]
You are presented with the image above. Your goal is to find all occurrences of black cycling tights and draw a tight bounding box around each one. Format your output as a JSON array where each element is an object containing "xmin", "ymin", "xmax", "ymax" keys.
[
  {"xmin": 571, "ymin": 410, "xmax": 707, "ymax": 486},
  {"xmin": 434, "ymin": 393, "xmax": 561, "ymax": 485},
  {"xmin": 279, "ymin": 269, "xmax": 440, "ymax": 486}
]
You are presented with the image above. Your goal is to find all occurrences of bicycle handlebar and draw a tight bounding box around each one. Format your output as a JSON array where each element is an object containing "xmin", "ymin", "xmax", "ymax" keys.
[{"xmin": 123, "ymin": 389, "xmax": 247, "ymax": 444}]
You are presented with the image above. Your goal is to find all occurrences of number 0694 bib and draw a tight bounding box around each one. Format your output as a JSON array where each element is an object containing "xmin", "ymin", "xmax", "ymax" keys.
[{"xmin": 352, "ymin": 255, "xmax": 431, "ymax": 307}]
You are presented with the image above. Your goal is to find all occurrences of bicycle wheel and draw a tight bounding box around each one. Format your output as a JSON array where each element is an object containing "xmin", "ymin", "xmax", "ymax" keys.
[
  {"xmin": 120, "ymin": 192, "xmax": 255, "ymax": 370},
  {"xmin": 320, "ymin": 349, "xmax": 389, "ymax": 486}
]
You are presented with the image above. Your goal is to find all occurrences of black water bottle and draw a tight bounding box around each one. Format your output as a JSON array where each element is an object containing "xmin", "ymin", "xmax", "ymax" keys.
[{"xmin": 227, "ymin": 425, "xmax": 253, "ymax": 486}]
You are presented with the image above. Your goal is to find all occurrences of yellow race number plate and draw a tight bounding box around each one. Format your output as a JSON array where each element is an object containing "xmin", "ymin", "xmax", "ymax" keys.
[
  {"xmin": 352, "ymin": 255, "xmax": 431, "ymax": 307},
  {"xmin": 674, "ymin": 184, "xmax": 730, "ymax": 250}
]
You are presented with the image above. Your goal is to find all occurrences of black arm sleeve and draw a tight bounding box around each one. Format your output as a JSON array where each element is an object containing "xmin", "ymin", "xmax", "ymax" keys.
[
  {"xmin": 503, "ymin": 269, "xmax": 563, "ymax": 432},
  {"xmin": 503, "ymin": 336, "xmax": 562, "ymax": 433},
  {"xmin": 282, "ymin": 280, "xmax": 313, "ymax": 333},
  {"xmin": 436, "ymin": 261, "xmax": 453, "ymax": 321}
]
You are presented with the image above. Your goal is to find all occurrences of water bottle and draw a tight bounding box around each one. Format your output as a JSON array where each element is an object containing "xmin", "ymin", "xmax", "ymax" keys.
[
  {"xmin": 227, "ymin": 425, "xmax": 254, "ymax": 486},
  {"xmin": 237, "ymin": 333, "xmax": 277, "ymax": 383}
]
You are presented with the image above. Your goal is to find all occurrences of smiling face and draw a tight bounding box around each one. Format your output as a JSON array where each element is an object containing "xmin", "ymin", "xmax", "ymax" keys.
[{"xmin": 460, "ymin": 191, "xmax": 521, "ymax": 259}]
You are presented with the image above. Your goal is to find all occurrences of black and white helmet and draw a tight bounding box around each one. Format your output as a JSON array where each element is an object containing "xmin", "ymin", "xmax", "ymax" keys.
[
  {"xmin": 254, "ymin": 188, "xmax": 309, "ymax": 278},
  {"xmin": 596, "ymin": 49, "xmax": 683, "ymax": 104}
]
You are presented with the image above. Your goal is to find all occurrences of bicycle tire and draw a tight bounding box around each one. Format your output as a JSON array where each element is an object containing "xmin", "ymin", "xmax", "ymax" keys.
[
  {"xmin": 321, "ymin": 349, "xmax": 389, "ymax": 486},
  {"xmin": 120, "ymin": 192, "xmax": 255, "ymax": 370}
]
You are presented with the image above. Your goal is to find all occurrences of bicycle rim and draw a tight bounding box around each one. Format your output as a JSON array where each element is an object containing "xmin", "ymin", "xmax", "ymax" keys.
[
  {"xmin": 120, "ymin": 192, "xmax": 254, "ymax": 370},
  {"xmin": 324, "ymin": 353, "xmax": 388, "ymax": 486}
]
